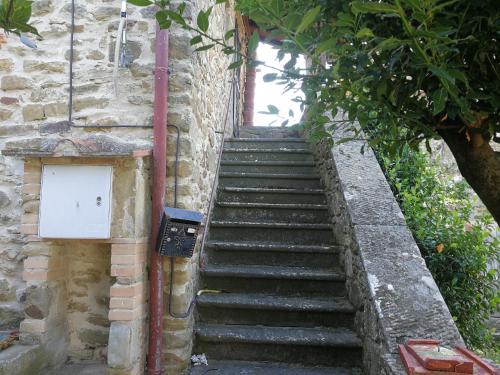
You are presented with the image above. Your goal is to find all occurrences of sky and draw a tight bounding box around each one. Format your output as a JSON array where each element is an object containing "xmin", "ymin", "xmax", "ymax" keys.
[{"xmin": 253, "ymin": 43, "xmax": 306, "ymax": 127}]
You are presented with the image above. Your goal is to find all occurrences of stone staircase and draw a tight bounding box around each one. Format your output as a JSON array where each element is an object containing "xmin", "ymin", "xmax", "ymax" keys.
[{"xmin": 192, "ymin": 129, "xmax": 363, "ymax": 374}]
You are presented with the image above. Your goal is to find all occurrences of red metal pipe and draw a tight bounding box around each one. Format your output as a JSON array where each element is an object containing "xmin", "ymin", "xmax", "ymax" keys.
[{"xmin": 147, "ymin": 23, "xmax": 169, "ymax": 375}]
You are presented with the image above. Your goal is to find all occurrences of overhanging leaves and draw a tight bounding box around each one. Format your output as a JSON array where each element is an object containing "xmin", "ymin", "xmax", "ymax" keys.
[
  {"xmin": 351, "ymin": 1, "xmax": 399, "ymax": 15},
  {"xmin": 127, "ymin": 0, "xmax": 152, "ymax": 6},
  {"xmin": 0, "ymin": 0, "xmax": 39, "ymax": 36},
  {"xmin": 296, "ymin": 5, "xmax": 321, "ymax": 33}
]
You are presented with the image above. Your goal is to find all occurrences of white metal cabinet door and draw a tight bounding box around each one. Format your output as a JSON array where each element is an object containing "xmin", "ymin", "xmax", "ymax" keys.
[{"xmin": 39, "ymin": 165, "xmax": 113, "ymax": 239}]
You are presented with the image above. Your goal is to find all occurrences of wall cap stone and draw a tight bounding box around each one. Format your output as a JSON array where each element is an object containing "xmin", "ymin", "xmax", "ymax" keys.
[
  {"xmin": 2, "ymin": 134, "xmax": 152, "ymax": 158},
  {"xmin": 315, "ymin": 114, "xmax": 463, "ymax": 374}
]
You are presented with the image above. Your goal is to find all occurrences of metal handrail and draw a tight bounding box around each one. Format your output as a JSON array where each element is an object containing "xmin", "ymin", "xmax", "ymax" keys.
[
  {"xmin": 167, "ymin": 70, "xmax": 237, "ymax": 319},
  {"xmin": 198, "ymin": 71, "xmax": 237, "ymax": 269}
]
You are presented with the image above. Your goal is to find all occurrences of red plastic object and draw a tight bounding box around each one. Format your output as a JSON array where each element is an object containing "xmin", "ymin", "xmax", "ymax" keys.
[{"xmin": 399, "ymin": 339, "xmax": 498, "ymax": 375}]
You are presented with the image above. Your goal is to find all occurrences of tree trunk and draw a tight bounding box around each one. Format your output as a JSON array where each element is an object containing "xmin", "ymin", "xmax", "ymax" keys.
[{"xmin": 438, "ymin": 128, "xmax": 500, "ymax": 225}]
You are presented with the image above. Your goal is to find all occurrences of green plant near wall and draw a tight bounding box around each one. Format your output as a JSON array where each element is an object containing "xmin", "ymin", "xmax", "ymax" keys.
[
  {"xmin": 374, "ymin": 144, "xmax": 499, "ymax": 350},
  {"xmin": 0, "ymin": 0, "xmax": 38, "ymax": 36}
]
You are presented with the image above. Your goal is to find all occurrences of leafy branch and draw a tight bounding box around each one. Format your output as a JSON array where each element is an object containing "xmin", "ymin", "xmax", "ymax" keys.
[{"xmin": 0, "ymin": 0, "xmax": 39, "ymax": 36}]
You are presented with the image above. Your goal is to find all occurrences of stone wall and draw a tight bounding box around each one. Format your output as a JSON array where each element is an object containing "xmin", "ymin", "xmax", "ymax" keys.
[
  {"xmin": 0, "ymin": 0, "xmax": 239, "ymax": 374},
  {"xmin": 161, "ymin": 1, "xmax": 239, "ymax": 374},
  {"xmin": 312, "ymin": 117, "xmax": 464, "ymax": 375},
  {"xmin": 0, "ymin": 0, "xmax": 157, "ymax": 341}
]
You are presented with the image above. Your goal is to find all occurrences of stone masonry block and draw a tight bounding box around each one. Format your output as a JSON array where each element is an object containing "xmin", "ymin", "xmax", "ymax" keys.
[
  {"xmin": 108, "ymin": 322, "xmax": 132, "ymax": 368},
  {"xmin": 22, "ymin": 105, "xmax": 45, "ymax": 122},
  {"xmin": 43, "ymin": 102, "xmax": 68, "ymax": 117},
  {"xmin": 0, "ymin": 96, "xmax": 19, "ymax": 105},
  {"xmin": 24, "ymin": 256, "xmax": 48, "ymax": 269},
  {"xmin": 23, "ymin": 61, "xmax": 65, "ymax": 73},
  {"xmin": 23, "ymin": 286, "xmax": 52, "ymax": 319},
  {"xmin": 20, "ymin": 318, "xmax": 47, "ymax": 334},
  {"xmin": 1, "ymin": 75, "xmax": 32, "ymax": 90},
  {"xmin": 0, "ymin": 58, "xmax": 14, "ymax": 72},
  {"xmin": 0, "ymin": 109, "xmax": 12, "ymax": 121}
]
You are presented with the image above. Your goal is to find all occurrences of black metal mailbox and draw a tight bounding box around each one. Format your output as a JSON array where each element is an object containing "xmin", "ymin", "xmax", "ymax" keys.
[{"xmin": 157, "ymin": 207, "xmax": 203, "ymax": 258}]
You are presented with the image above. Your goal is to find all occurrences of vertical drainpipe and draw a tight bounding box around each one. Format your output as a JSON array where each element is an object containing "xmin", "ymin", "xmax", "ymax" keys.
[
  {"xmin": 148, "ymin": 23, "xmax": 169, "ymax": 375},
  {"xmin": 242, "ymin": 53, "xmax": 256, "ymax": 127}
]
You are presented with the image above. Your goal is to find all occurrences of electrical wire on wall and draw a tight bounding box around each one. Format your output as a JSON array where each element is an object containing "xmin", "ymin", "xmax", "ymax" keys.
[{"xmin": 68, "ymin": 0, "xmax": 151, "ymax": 129}]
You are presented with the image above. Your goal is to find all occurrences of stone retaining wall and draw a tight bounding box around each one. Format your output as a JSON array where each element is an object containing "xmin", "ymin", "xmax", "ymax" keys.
[{"xmin": 312, "ymin": 117, "xmax": 464, "ymax": 374}]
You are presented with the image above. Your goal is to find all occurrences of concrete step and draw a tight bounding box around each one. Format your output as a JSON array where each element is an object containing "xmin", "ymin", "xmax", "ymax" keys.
[
  {"xmin": 238, "ymin": 126, "xmax": 302, "ymax": 139},
  {"xmin": 219, "ymin": 172, "xmax": 321, "ymax": 189},
  {"xmin": 209, "ymin": 221, "xmax": 334, "ymax": 244},
  {"xmin": 0, "ymin": 345, "xmax": 45, "ymax": 375},
  {"xmin": 194, "ymin": 324, "xmax": 362, "ymax": 367},
  {"xmin": 197, "ymin": 293, "xmax": 355, "ymax": 328},
  {"xmin": 220, "ymin": 160, "xmax": 316, "ymax": 174},
  {"xmin": 218, "ymin": 187, "xmax": 326, "ymax": 205},
  {"xmin": 47, "ymin": 361, "xmax": 107, "ymax": 375},
  {"xmin": 205, "ymin": 241, "xmax": 341, "ymax": 267},
  {"xmin": 222, "ymin": 149, "xmax": 314, "ymax": 162},
  {"xmin": 213, "ymin": 202, "xmax": 329, "ymax": 223},
  {"xmin": 200, "ymin": 265, "xmax": 346, "ymax": 296},
  {"xmin": 189, "ymin": 360, "xmax": 362, "ymax": 374},
  {"xmin": 225, "ymin": 138, "xmax": 309, "ymax": 150}
]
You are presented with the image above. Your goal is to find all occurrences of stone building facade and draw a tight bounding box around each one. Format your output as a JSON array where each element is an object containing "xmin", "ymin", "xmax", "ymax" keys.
[
  {"xmin": 0, "ymin": 0, "xmax": 242, "ymax": 373},
  {"xmin": 1, "ymin": 1, "xmax": 490, "ymax": 375}
]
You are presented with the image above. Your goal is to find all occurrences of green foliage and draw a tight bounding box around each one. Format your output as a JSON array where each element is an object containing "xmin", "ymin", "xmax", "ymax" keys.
[
  {"xmin": 251, "ymin": 1, "xmax": 496, "ymax": 136},
  {"xmin": 126, "ymin": 1, "xmax": 499, "ymax": 149},
  {"xmin": 0, "ymin": 0, "xmax": 38, "ymax": 36},
  {"xmin": 373, "ymin": 142, "xmax": 499, "ymax": 350},
  {"xmin": 128, "ymin": 0, "xmax": 153, "ymax": 6}
]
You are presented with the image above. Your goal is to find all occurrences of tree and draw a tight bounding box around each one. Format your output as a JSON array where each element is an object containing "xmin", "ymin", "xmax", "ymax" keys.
[{"xmin": 133, "ymin": 0, "xmax": 500, "ymax": 224}]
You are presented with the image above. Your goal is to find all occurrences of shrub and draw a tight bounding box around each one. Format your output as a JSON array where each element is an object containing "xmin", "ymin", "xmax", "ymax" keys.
[{"xmin": 373, "ymin": 145, "xmax": 499, "ymax": 350}]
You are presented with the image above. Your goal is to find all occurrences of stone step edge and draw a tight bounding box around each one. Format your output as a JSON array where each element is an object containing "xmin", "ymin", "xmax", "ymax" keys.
[
  {"xmin": 226, "ymin": 138, "xmax": 308, "ymax": 143},
  {"xmin": 195, "ymin": 324, "xmax": 362, "ymax": 348},
  {"xmin": 223, "ymin": 148, "xmax": 312, "ymax": 153},
  {"xmin": 221, "ymin": 160, "xmax": 315, "ymax": 166},
  {"xmin": 210, "ymin": 221, "xmax": 332, "ymax": 229},
  {"xmin": 205, "ymin": 241, "xmax": 341, "ymax": 253},
  {"xmin": 216, "ymin": 202, "xmax": 329, "ymax": 210},
  {"xmin": 201, "ymin": 265, "xmax": 345, "ymax": 281},
  {"xmin": 189, "ymin": 360, "xmax": 361, "ymax": 375},
  {"xmin": 220, "ymin": 172, "xmax": 320, "ymax": 179},
  {"xmin": 196, "ymin": 293, "xmax": 355, "ymax": 313},
  {"xmin": 220, "ymin": 187, "xmax": 325, "ymax": 195}
]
